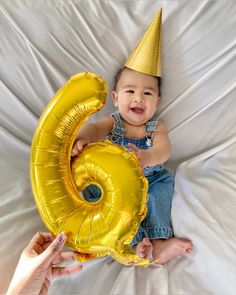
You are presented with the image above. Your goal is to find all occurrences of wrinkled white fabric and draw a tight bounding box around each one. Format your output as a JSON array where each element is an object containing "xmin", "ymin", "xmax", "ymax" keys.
[{"xmin": 1, "ymin": 1, "xmax": 236, "ymax": 294}]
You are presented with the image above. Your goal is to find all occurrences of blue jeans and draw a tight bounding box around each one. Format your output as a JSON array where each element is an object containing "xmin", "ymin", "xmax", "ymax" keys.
[{"xmin": 131, "ymin": 164, "xmax": 174, "ymax": 245}]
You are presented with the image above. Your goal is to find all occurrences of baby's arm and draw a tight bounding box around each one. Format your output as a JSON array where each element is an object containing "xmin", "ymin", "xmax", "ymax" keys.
[
  {"xmin": 71, "ymin": 116, "xmax": 115, "ymax": 156},
  {"xmin": 128, "ymin": 122, "xmax": 171, "ymax": 167}
]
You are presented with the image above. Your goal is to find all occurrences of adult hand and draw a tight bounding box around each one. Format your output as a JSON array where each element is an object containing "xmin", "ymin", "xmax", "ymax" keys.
[{"xmin": 7, "ymin": 232, "xmax": 82, "ymax": 295}]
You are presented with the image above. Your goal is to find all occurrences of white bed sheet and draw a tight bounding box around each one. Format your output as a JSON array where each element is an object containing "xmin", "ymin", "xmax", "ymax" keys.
[{"xmin": 1, "ymin": 1, "xmax": 236, "ymax": 294}]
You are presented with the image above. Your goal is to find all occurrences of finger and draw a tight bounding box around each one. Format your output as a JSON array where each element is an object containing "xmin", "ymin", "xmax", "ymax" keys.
[
  {"xmin": 143, "ymin": 238, "xmax": 152, "ymax": 246},
  {"xmin": 128, "ymin": 143, "xmax": 139, "ymax": 153},
  {"xmin": 52, "ymin": 265, "xmax": 83, "ymax": 279},
  {"xmin": 76, "ymin": 140, "xmax": 86, "ymax": 152},
  {"xmin": 71, "ymin": 145, "xmax": 79, "ymax": 157},
  {"xmin": 52, "ymin": 252, "xmax": 77, "ymax": 265},
  {"xmin": 42, "ymin": 242, "xmax": 52, "ymax": 251},
  {"xmin": 38, "ymin": 232, "xmax": 55, "ymax": 243},
  {"xmin": 39, "ymin": 279, "xmax": 50, "ymax": 295},
  {"xmin": 71, "ymin": 141, "xmax": 85, "ymax": 157},
  {"xmin": 25, "ymin": 232, "xmax": 54, "ymax": 254},
  {"xmin": 39, "ymin": 232, "xmax": 67, "ymax": 264},
  {"xmin": 33, "ymin": 243, "xmax": 43, "ymax": 255}
]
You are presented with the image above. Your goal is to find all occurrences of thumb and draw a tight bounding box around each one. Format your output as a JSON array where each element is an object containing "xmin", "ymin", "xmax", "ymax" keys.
[
  {"xmin": 128, "ymin": 143, "xmax": 139, "ymax": 153},
  {"xmin": 40, "ymin": 233, "xmax": 67, "ymax": 265}
]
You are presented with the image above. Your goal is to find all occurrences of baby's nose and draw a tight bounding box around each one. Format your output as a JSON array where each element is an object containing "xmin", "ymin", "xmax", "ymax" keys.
[{"xmin": 134, "ymin": 95, "xmax": 144, "ymax": 102}]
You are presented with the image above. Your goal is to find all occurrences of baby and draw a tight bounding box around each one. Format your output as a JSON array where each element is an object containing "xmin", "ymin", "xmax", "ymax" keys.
[
  {"xmin": 72, "ymin": 8, "xmax": 192, "ymax": 264},
  {"xmin": 71, "ymin": 66, "xmax": 192, "ymax": 263}
]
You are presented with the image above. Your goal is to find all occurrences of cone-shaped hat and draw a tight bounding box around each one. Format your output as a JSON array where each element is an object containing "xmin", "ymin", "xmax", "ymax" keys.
[{"xmin": 124, "ymin": 9, "xmax": 162, "ymax": 77}]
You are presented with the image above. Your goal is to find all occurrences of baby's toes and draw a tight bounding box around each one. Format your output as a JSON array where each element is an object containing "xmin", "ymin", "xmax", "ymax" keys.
[{"xmin": 136, "ymin": 242, "xmax": 146, "ymax": 258}]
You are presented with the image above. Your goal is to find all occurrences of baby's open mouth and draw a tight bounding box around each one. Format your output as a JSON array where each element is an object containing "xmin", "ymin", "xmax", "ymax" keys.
[{"xmin": 131, "ymin": 107, "xmax": 144, "ymax": 113}]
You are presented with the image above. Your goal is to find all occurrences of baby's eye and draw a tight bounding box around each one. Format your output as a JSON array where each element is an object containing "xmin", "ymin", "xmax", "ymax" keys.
[
  {"xmin": 126, "ymin": 90, "xmax": 134, "ymax": 94},
  {"xmin": 144, "ymin": 91, "xmax": 152, "ymax": 96}
]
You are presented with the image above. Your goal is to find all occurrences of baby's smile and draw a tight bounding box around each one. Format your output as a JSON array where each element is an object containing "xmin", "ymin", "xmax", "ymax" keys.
[{"xmin": 131, "ymin": 107, "xmax": 144, "ymax": 113}]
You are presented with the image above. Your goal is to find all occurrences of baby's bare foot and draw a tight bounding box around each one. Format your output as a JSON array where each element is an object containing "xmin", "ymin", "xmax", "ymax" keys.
[
  {"xmin": 132, "ymin": 238, "xmax": 153, "ymax": 261},
  {"xmin": 152, "ymin": 238, "xmax": 193, "ymax": 264}
]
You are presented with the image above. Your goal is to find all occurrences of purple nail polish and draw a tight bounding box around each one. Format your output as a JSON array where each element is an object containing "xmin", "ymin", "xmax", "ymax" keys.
[{"xmin": 57, "ymin": 232, "xmax": 66, "ymax": 244}]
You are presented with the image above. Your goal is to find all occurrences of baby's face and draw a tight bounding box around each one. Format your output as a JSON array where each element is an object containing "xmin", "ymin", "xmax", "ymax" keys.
[{"xmin": 112, "ymin": 68, "xmax": 160, "ymax": 127}]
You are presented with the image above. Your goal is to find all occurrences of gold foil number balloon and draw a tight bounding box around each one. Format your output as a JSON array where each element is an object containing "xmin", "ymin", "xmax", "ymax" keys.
[{"xmin": 30, "ymin": 72, "xmax": 150, "ymax": 266}]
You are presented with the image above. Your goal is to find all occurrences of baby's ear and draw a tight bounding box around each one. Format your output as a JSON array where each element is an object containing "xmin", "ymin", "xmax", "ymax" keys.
[
  {"xmin": 112, "ymin": 91, "xmax": 118, "ymax": 107},
  {"xmin": 156, "ymin": 96, "xmax": 161, "ymax": 106}
]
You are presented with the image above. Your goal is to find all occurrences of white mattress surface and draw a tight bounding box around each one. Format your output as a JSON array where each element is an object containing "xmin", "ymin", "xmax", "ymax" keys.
[{"xmin": 1, "ymin": 1, "xmax": 236, "ymax": 294}]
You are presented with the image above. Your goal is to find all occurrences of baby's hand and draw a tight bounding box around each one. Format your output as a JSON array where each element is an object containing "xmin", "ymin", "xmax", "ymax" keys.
[
  {"xmin": 128, "ymin": 143, "xmax": 145, "ymax": 167},
  {"xmin": 71, "ymin": 138, "xmax": 88, "ymax": 157}
]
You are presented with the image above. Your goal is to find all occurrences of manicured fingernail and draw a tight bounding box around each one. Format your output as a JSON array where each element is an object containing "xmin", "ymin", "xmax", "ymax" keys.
[{"xmin": 57, "ymin": 232, "xmax": 67, "ymax": 244}]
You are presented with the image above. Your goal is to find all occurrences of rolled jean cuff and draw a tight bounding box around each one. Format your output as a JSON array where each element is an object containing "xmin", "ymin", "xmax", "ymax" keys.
[{"xmin": 130, "ymin": 226, "xmax": 173, "ymax": 246}]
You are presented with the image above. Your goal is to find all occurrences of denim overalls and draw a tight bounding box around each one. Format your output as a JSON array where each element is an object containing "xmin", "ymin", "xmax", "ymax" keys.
[{"xmin": 83, "ymin": 111, "xmax": 174, "ymax": 245}]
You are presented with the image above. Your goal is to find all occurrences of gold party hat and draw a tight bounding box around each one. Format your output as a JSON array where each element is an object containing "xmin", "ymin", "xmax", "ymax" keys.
[{"xmin": 124, "ymin": 9, "xmax": 162, "ymax": 77}]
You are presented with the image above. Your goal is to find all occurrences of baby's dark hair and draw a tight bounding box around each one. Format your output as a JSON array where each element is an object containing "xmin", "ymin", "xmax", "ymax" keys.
[{"xmin": 113, "ymin": 67, "xmax": 161, "ymax": 97}]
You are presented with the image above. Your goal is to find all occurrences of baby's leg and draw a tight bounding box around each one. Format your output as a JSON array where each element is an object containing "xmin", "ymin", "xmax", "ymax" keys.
[
  {"xmin": 131, "ymin": 238, "xmax": 153, "ymax": 261},
  {"xmin": 152, "ymin": 237, "xmax": 193, "ymax": 264}
]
